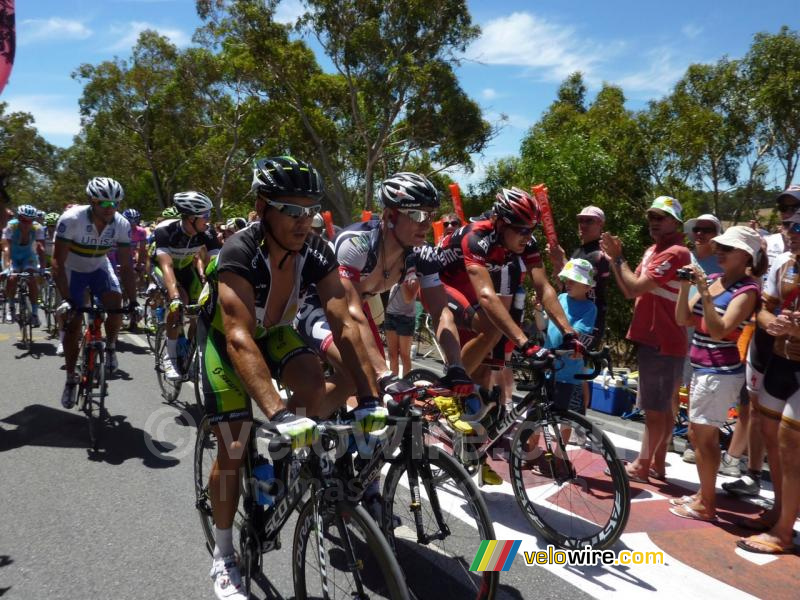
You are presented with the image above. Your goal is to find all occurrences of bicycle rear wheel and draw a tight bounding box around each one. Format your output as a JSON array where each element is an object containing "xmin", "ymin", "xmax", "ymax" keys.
[
  {"xmin": 191, "ymin": 344, "xmax": 204, "ymax": 414},
  {"xmin": 154, "ymin": 325, "xmax": 181, "ymax": 403},
  {"xmin": 293, "ymin": 498, "xmax": 410, "ymax": 600},
  {"xmin": 143, "ymin": 296, "xmax": 160, "ymax": 352},
  {"xmin": 382, "ymin": 445, "xmax": 497, "ymax": 600},
  {"xmin": 509, "ymin": 409, "xmax": 630, "ymax": 550}
]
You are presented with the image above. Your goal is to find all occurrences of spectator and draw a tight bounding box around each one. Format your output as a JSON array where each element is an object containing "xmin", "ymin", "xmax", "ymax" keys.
[
  {"xmin": 669, "ymin": 226, "xmax": 763, "ymax": 522},
  {"xmin": 441, "ymin": 212, "xmax": 462, "ymax": 237},
  {"xmin": 550, "ymin": 205, "xmax": 611, "ymax": 412},
  {"xmin": 384, "ymin": 279, "xmax": 418, "ymax": 377},
  {"xmin": 679, "ymin": 214, "xmax": 723, "ymax": 465},
  {"xmin": 601, "ymin": 196, "xmax": 690, "ymax": 483},
  {"xmin": 737, "ymin": 205, "xmax": 800, "ymax": 554},
  {"xmin": 725, "ymin": 187, "xmax": 796, "ymax": 497}
]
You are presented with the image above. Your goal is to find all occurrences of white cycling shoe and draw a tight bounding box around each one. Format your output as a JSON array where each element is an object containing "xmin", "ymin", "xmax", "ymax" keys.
[{"xmin": 210, "ymin": 554, "xmax": 247, "ymax": 600}]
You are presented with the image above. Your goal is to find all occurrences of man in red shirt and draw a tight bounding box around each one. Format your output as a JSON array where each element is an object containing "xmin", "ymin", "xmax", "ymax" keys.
[{"xmin": 601, "ymin": 196, "xmax": 690, "ymax": 482}]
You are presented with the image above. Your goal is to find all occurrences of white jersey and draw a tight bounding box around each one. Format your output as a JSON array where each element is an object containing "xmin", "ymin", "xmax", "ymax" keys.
[
  {"xmin": 55, "ymin": 205, "xmax": 131, "ymax": 272},
  {"xmin": 763, "ymin": 232, "xmax": 786, "ymax": 284}
]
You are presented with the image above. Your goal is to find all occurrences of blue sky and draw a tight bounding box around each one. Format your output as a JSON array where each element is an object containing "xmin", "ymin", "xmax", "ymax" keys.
[{"xmin": 2, "ymin": 0, "xmax": 795, "ymax": 187}]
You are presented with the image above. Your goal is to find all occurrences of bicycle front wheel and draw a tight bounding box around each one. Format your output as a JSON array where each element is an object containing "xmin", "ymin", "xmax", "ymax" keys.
[
  {"xmin": 293, "ymin": 498, "xmax": 410, "ymax": 600},
  {"xmin": 382, "ymin": 445, "xmax": 497, "ymax": 600},
  {"xmin": 509, "ymin": 409, "xmax": 630, "ymax": 550}
]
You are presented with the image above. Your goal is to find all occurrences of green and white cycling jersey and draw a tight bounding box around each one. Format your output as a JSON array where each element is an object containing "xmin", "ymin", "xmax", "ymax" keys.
[{"xmin": 151, "ymin": 218, "xmax": 221, "ymax": 269}]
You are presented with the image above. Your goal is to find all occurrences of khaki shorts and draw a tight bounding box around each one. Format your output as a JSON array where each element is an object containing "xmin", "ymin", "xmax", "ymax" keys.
[{"xmin": 688, "ymin": 371, "xmax": 744, "ymax": 427}]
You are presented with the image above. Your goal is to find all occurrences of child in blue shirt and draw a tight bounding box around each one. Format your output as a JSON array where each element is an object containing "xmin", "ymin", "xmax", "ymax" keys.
[{"xmin": 545, "ymin": 258, "xmax": 597, "ymax": 414}]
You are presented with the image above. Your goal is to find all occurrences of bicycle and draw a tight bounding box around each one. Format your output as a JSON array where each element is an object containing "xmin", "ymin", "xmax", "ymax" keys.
[
  {"xmin": 141, "ymin": 283, "xmax": 166, "ymax": 352},
  {"xmin": 39, "ymin": 269, "xmax": 60, "ymax": 337},
  {"xmin": 194, "ymin": 415, "xmax": 410, "ymax": 600},
  {"xmin": 412, "ymin": 310, "xmax": 445, "ymax": 363},
  {"xmin": 68, "ymin": 302, "xmax": 132, "ymax": 453},
  {"xmin": 154, "ymin": 302, "xmax": 203, "ymax": 411},
  {"xmin": 12, "ymin": 272, "xmax": 36, "ymax": 350},
  {"xmin": 349, "ymin": 392, "xmax": 499, "ymax": 600},
  {"xmin": 406, "ymin": 347, "xmax": 631, "ymax": 551}
]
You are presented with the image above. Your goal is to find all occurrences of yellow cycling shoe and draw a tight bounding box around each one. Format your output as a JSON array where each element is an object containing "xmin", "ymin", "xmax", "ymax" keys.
[
  {"xmin": 433, "ymin": 395, "xmax": 458, "ymax": 416},
  {"xmin": 451, "ymin": 418, "xmax": 476, "ymax": 435},
  {"xmin": 480, "ymin": 463, "xmax": 503, "ymax": 486}
]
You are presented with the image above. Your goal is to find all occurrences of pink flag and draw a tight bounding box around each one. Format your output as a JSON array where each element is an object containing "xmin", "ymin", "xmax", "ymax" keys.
[{"xmin": 0, "ymin": 0, "xmax": 15, "ymax": 95}]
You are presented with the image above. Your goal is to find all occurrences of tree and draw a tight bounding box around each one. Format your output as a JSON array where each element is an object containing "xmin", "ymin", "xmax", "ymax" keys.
[
  {"xmin": 0, "ymin": 102, "xmax": 56, "ymax": 205},
  {"xmin": 663, "ymin": 60, "xmax": 750, "ymax": 215},
  {"xmin": 743, "ymin": 26, "xmax": 800, "ymax": 188},
  {"xmin": 196, "ymin": 0, "xmax": 492, "ymax": 220}
]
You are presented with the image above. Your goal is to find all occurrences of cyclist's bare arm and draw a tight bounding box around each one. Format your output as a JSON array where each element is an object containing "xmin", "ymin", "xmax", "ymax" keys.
[
  {"xmin": 194, "ymin": 247, "xmax": 209, "ymax": 283},
  {"xmin": 316, "ymin": 270, "xmax": 381, "ymax": 397},
  {"xmin": 218, "ymin": 271, "xmax": 284, "ymax": 418},
  {"xmin": 336, "ymin": 274, "xmax": 389, "ymax": 379},
  {"xmin": 156, "ymin": 253, "xmax": 182, "ymax": 301},
  {"xmin": 529, "ymin": 265, "xmax": 575, "ymax": 335},
  {"xmin": 466, "ymin": 262, "xmax": 527, "ymax": 346},
  {"xmin": 1, "ymin": 239, "xmax": 9, "ymax": 270},
  {"xmin": 35, "ymin": 240, "xmax": 46, "ymax": 268},
  {"xmin": 419, "ymin": 284, "xmax": 465, "ymax": 367},
  {"xmin": 115, "ymin": 245, "xmax": 138, "ymax": 304},
  {"xmin": 52, "ymin": 239, "xmax": 71, "ymax": 299}
]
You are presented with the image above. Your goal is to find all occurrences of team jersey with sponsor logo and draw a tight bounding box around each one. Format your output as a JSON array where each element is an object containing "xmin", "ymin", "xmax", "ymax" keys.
[
  {"xmin": 55, "ymin": 205, "xmax": 131, "ymax": 272},
  {"xmin": 201, "ymin": 224, "xmax": 336, "ymax": 337},
  {"xmin": 151, "ymin": 219, "xmax": 221, "ymax": 269},
  {"xmin": 626, "ymin": 231, "xmax": 690, "ymax": 356},
  {"xmin": 2, "ymin": 219, "xmax": 45, "ymax": 262},
  {"xmin": 334, "ymin": 220, "xmax": 443, "ymax": 291},
  {"xmin": 437, "ymin": 220, "xmax": 540, "ymax": 301}
]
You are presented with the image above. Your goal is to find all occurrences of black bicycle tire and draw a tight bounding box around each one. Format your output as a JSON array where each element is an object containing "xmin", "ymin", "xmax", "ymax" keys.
[
  {"xmin": 509, "ymin": 409, "xmax": 630, "ymax": 550},
  {"xmin": 154, "ymin": 325, "xmax": 181, "ymax": 403},
  {"xmin": 382, "ymin": 444, "xmax": 498, "ymax": 600},
  {"xmin": 293, "ymin": 498, "xmax": 410, "ymax": 600},
  {"xmin": 143, "ymin": 297, "xmax": 159, "ymax": 352},
  {"xmin": 90, "ymin": 347, "xmax": 107, "ymax": 452},
  {"xmin": 192, "ymin": 343, "xmax": 204, "ymax": 415}
]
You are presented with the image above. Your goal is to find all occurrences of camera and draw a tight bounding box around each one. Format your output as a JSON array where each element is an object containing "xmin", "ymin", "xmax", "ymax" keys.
[{"xmin": 676, "ymin": 267, "xmax": 694, "ymax": 281}]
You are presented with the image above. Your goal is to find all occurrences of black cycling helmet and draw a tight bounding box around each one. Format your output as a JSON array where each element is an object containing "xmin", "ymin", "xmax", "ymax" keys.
[
  {"xmin": 378, "ymin": 172, "xmax": 439, "ymax": 210},
  {"xmin": 251, "ymin": 156, "xmax": 324, "ymax": 201}
]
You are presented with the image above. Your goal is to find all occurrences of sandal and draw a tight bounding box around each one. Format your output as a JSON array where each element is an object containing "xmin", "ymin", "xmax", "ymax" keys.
[
  {"xmin": 736, "ymin": 534, "xmax": 794, "ymax": 555},
  {"xmin": 735, "ymin": 513, "xmax": 777, "ymax": 533},
  {"xmin": 669, "ymin": 504, "xmax": 717, "ymax": 522},
  {"xmin": 669, "ymin": 494, "xmax": 697, "ymax": 507}
]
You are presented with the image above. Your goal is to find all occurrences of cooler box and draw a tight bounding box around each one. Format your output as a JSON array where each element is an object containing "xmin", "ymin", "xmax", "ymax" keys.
[{"xmin": 590, "ymin": 373, "xmax": 634, "ymax": 416}]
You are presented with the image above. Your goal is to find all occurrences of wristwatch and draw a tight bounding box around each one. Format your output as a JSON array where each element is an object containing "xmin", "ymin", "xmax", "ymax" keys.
[{"xmin": 614, "ymin": 256, "xmax": 626, "ymax": 267}]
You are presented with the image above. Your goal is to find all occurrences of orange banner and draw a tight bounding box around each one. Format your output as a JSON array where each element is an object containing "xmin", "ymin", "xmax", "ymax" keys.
[
  {"xmin": 532, "ymin": 184, "xmax": 558, "ymax": 249},
  {"xmin": 448, "ymin": 183, "xmax": 466, "ymax": 224},
  {"xmin": 322, "ymin": 210, "xmax": 335, "ymax": 240},
  {"xmin": 432, "ymin": 220, "xmax": 444, "ymax": 245}
]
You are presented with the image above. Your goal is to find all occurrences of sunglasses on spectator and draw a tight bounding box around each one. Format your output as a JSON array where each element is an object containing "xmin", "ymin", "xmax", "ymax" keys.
[
  {"xmin": 577, "ymin": 217, "xmax": 600, "ymax": 225},
  {"xmin": 267, "ymin": 200, "xmax": 322, "ymax": 218},
  {"xmin": 646, "ymin": 213, "xmax": 666, "ymax": 222},
  {"xmin": 442, "ymin": 220, "xmax": 461, "ymax": 227},
  {"xmin": 397, "ymin": 209, "xmax": 433, "ymax": 223},
  {"xmin": 95, "ymin": 200, "xmax": 120, "ymax": 208},
  {"xmin": 777, "ymin": 203, "xmax": 799, "ymax": 213},
  {"xmin": 715, "ymin": 243, "xmax": 736, "ymax": 253},
  {"xmin": 692, "ymin": 226, "xmax": 717, "ymax": 235},
  {"xmin": 782, "ymin": 221, "xmax": 800, "ymax": 234}
]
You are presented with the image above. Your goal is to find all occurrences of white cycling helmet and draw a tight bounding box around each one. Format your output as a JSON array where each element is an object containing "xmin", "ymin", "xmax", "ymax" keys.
[
  {"xmin": 86, "ymin": 177, "xmax": 124, "ymax": 202},
  {"xmin": 173, "ymin": 191, "xmax": 213, "ymax": 216},
  {"xmin": 17, "ymin": 205, "xmax": 38, "ymax": 219}
]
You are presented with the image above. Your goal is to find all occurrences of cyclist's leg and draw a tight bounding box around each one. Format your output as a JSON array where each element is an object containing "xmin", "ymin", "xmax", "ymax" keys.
[
  {"xmin": 265, "ymin": 327, "xmax": 330, "ymax": 417},
  {"xmin": 198, "ymin": 316, "xmax": 254, "ymax": 560},
  {"xmin": 5, "ymin": 262, "xmax": 19, "ymax": 317}
]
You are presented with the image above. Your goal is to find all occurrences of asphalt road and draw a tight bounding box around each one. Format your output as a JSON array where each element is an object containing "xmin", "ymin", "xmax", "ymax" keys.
[{"xmin": 0, "ymin": 322, "xmax": 587, "ymax": 600}]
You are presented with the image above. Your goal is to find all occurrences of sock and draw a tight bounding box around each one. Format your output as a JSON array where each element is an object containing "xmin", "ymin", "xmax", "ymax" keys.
[
  {"xmin": 213, "ymin": 527, "xmax": 234, "ymax": 559},
  {"xmin": 66, "ymin": 372, "xmax": 80, "ymax": 384},
  {"xmin": 166, "ymin": 338, "xmax": 178, "ymax": 361},
  {"xmin": 9, "ymin": 301, "xmax": 15, "ymax": 312},
  {"xmin": 59, "ymin": 330, "xmax": 65, "ymax": 343}
]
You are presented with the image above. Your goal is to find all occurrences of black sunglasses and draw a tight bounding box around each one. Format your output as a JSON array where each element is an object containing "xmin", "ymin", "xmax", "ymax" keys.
[
  {"xmin": 782, "ymin": 221, "xmax": 800, "ymax": 234},
  {"xmin": 442, "ymin": 220, "xmax": 460, "ymax": 227},
  {"xmin": 715, "ymin": 243, "xmax": 735, "ymax": 252},
  {"xmin": 647, "ymin": 213, "xmax": 666, "ymax": 222},
  {"xmin": 777, "ymin": 203, "xmax": 799, "ymax": 213},
  {"xmin": 692, "ymin": 226, "xmax": 716, "ymax": 235}
]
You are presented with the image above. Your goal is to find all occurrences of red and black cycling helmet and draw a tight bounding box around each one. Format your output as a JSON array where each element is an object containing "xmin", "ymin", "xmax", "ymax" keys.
[{"xmin": 492, "ymin": 187, "xmax": 540, "ymax": 227}]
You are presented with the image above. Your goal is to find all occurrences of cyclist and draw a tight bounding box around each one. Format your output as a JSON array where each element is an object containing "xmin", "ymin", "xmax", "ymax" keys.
[
  {"xmin": 151, "ymin": 192, "xmax": 221, "ymax": 380},
  {"xmin": 437, "ymin": 188, "xmax": 582, "ymax": 392},
  {"xmin": 2, "ymin": 205, "xmax": 47, "ymax": 325},
  {"xmin": 198, "ymin": 156, "xmax": 385, "ymax": 600},
  {"xmin": 295, "ymin": 172, "xmax": 475, "ymax": 406},
  {"xmin": 52, "ymin": 177, "xmax": 138, "ymax": 408}
]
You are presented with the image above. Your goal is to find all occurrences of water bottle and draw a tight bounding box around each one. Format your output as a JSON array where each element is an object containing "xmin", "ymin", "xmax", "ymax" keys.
[
  {"xmin": 155, "ymin": 306, "xmax": 165, "ymax": 324},
  {"xmin": 177, "ymin": 335, "xmax": 190, "ymax": 359},
  {"xmin": 253, "ymin": 459, "xmax": 277, "ymax": 506}
]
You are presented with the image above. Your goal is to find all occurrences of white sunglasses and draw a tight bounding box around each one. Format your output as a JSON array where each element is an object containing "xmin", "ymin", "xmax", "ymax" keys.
[
  {"xmin": 267, "ymin": 200, "xmax": 322, "ymax": 218},
  {"xmin": 397, "ymin": 208, "xmax": 433, "ymax": 223}
]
